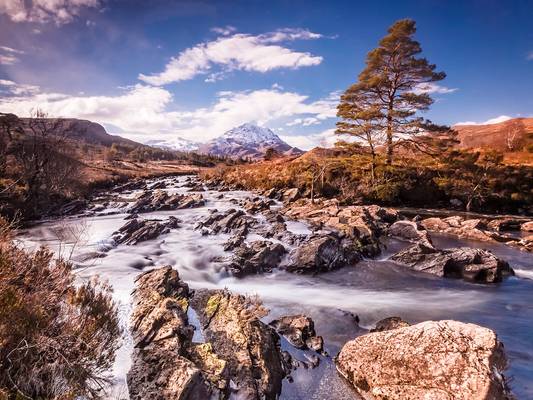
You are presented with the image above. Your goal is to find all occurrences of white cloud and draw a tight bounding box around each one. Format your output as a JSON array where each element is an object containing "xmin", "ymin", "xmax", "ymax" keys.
[
  {"xmin": 412, "ymin": 82, "xmax": 458, "ymax": 95},
  {"xmin": 139, "ymin": 29, "xmax": 323, "ymax": 86},
  {"xmin": 455, "ymin": 115, "xmax": 513, "ymax": 126},
  {"xmin": 0, "ymin": 0, "xmax": 102, "ymax": 25},
  {"xmin": 0, "ymin": 84, "xmax": 339, "ymax": 144},
  {"xmin": 0, "ymin": 79, "xmax": 40, "ymax": 95},
  {"xmin": 211, "ymin": 25, "xmax": 237, "ymax": 36},
  {"xmin": 0, "ymin": 45, "xmax": 24, "ymax": 64},
  {"xmin": 281, "ymin": 128, "xmax": 338, "ymax": 150}
]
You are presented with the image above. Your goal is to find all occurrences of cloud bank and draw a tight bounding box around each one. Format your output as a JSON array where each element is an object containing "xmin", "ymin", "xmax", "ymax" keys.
[{"xmin": 0, "ymin": 0, "xmax": 102, "ymax": 25}]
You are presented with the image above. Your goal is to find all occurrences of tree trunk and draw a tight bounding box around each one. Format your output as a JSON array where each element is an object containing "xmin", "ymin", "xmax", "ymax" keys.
[
  {"xmin": 370, "ymin": 151, "xmax": 376, "ymax": 184},
  {"xmin": 386, "ymin": 108, "xmax": 393, "ymax": 165}
]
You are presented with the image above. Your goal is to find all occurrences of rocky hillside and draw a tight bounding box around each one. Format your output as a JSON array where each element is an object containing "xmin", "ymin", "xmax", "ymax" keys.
[
  {"xmin": 198, "ymin": 123, "xmax": 303, "ymax": 159},
  {"xmin": 19, "ymin": 117, "xmax": 142, "ymax": 148},
  {"xmin": 453, "ymin": 117, "xmax": 533, "ymax": 152}
]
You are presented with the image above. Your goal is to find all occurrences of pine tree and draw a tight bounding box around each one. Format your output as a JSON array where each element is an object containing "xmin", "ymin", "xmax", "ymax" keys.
[{"xmin": 337, "ymin": 19, "xmax": 446, "ymax": 165}]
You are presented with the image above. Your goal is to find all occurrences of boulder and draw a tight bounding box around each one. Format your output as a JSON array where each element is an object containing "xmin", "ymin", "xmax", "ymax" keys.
[
  {"xmin": 199, "ymin": 208, "xmax": 254, "ymax": 234},
  {"xmin": 269, "ymin": 315, "xmax": 324, "ymax": 353},
  {"xmin": 521, "ymin": 221, "xmax": 533, "ymax": 232},
  {"xmin": 113, "ymin": 217, "xmax": 180, "ymax": 245},
  {"xmin": 229, "ymin": 241, "xmax": 286, "ymax": 276},
  {"xmin": 391, "ymin": 243, "xmax": 514, "ymax": 283},
  {"xmin": 336, "ymin": 320, "xmax": 512, "ymax": 400},
  {"xmin": 242, "ymin": 197, "xmax": 274, "ymax": 214},
  {"xmin": 129, "ymin": 190, "xmax": 205, "ymax": 214},
  {"xmin": 127, "ymin": 267, "xmax": 224, "ymax": 400},
  {"xmin": 388, "ymin": 220, "xmax": 433, "ymax": 246},
  {"xmin": 282, "ymin": 188, "xmax": 301, "ymax": 203},
  {"xmin": 191, "ymin": 289, "xmax": 287, "ymax": 400},
  {"xmin": 283, "ymin": 234, "xmax": 360, "ymax": 274}
]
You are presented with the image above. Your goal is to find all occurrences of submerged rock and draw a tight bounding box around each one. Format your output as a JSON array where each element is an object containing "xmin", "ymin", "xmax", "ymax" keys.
[
  {"xmin": 112, "ymin": 217, "xmax": 180, "ymax": 245},
  {"xmin": 269, "ymin": 314, "xmax": 324, "ymax": 353},
  {"xmin": 191, "ymin": 289, "xmax": 287, "ymax": 400},
  {"xmin": 391, "ymin": 243, "xmax": 514, "ymax": 283},
  {"xmin": 336, "ymin": 320, "xmax": 512, "ymax": 400},
  {"xmin": 369, "ymin": 317, "xmax": 410, "ymax": 333}
]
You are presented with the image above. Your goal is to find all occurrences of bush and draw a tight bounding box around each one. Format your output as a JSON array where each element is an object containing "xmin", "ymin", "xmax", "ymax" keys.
[{"xmin": 0, "ymin": 218, "xmax": 121, "ymax": 399}]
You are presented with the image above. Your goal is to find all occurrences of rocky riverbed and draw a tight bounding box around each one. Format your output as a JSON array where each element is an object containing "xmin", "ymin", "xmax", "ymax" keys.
[{"xmin": 18, "ymin": 175, "xmax": 533, "ymax": 399}]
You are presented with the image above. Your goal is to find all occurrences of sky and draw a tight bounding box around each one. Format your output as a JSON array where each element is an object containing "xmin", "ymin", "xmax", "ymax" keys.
[{"xmin": 0, "ymin": 0, "xmax": 532, "ymax": 149}]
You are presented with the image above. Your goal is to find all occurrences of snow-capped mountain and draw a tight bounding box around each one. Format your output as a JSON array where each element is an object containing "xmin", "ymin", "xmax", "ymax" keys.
[
  {"xmin": 198, "ymin": 123, "xmax": 303, "ymax": 159},
  {"xmin": 144, "ymin": 137, "xmax": 200, "ymax": 152}
]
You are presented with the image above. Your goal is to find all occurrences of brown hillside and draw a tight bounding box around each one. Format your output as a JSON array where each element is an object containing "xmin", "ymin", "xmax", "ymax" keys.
[{"xmin": 453, "ymin": 118, "xmax": 533, "ymax": 152}]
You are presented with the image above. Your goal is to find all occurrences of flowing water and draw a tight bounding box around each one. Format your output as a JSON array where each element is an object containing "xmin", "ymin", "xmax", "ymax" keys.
[{"xmin": 17, "ymin": 176, "xmax": 533, "ymax": 399}]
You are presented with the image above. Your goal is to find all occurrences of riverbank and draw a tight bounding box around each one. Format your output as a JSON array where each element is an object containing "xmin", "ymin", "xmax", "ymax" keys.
[{"xmin": 17, "ymin": 175, "xmax": 533, "ymax": 399}]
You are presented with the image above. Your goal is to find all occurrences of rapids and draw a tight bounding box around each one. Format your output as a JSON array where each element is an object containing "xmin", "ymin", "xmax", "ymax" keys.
[{"xmin": 17, "ymin": 175, "xmax": 533, "ymax": 399}]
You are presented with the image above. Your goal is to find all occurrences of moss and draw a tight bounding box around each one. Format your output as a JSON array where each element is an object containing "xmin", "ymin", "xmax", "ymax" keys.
[
  {"xmin": 205, "ymin": 294, "xmax": 222, "ymax": 320},
  {"xmin": 176, "ymin": 297, "xmax": 189, "ymax": 313}
]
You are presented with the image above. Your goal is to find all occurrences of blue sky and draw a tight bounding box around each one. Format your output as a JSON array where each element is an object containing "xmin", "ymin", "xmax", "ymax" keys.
[{"xmin": 0, "ymin": 0, "xmax": 532, "ymax": 149}]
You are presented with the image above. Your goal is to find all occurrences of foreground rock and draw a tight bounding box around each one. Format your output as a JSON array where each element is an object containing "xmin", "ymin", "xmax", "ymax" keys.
[
  {"xmin": 191, "ymin": 289, "xmax": 287, "ymax": 399},
  {"xmin": 269, "ymin": 315, "xmax": 324, "ymax": 353},
  {"xmin": 127, "ymin": 267, "xmax": 224, "ymax": 399},
  {"xmin": 113, "ymin": 217, "xmax": 179, "ymax": 245},
  {"xmin": 336, "ymin": 320, "xmax": 512, "ymax": 400},
  {"xmin": 391, "ymin": 243, "xmax": 514, "ymax": 283},
  {"xmin": 129, "ymin": 190, "xmax": 205, "ymax": 214}
]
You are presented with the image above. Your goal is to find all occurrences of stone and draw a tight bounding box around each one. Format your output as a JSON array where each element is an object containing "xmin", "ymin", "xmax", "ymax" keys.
[
  {"xmin": 229, "ymin": 241, "xmax": 286, "ymax": 276},
  {"xmin": 129, "ymin": 190, "xmax": 205, "ymax": 214},
  {"xmin": 521, "ymin": 221, "xmax": 533, "ymax": 232},
  {"xmin": 283, "ymin": 188, "xmax": 301, "ymax": 203},
  {"xmin": 269, "ymin": 315, "xmax": 317, "ymax": 349},
  {"xmin": 370, "ymin": 317, "xmax": 410, "ymax": 333},
  {"xmin": 113, "ymin": 217, "xmax": 180, "ymax": 245},
  {"xmin": 336, "ymin": 320, "xmax": 512, "ymax": 400},
  {"xmin": 391, "ymin": 243, "xmax": 514, "ymax": 283},
  {"xmin": 388, "ymin": 220, "xmax": 433, "ymax": 246},
  {"xmin": 191, "ymin": 289, "xmax": 286, "ymax": 400}
]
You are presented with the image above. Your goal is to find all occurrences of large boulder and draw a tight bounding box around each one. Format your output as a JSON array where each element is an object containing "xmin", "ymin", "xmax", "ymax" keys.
[
  {"xmin": 391, "ymin": 243, "xmax": 514, "ymax": 283},
  {"xmin": 229, "ymin": 241, "xmax": 286, "ymax": 276},
  {"xmin": 283, "ymin": 234, "xmax": 360, "ymax": 274},
  {"xmin": 127, "ymin": 267, "xmax": 224, "ymax": 400},
  {"xmin": 336, "ymin": 320, "xmax": 512, "ymax": 400},
  {"xmin": 191, "ymin": 289, "xmax": 287, "ymax": 400}
]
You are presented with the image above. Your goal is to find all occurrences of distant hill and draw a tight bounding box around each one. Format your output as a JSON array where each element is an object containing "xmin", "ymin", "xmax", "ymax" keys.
[
  {"xmin": 453, "ymin": 118, "xmax": 533, "ymax": 152},
  {"xmin": 198, "ymin": 123, "xmax": 303, "ymax": 159},
  {"xmin": 19, "ymin": 117, "xmax": 142, "ymax": 148}
]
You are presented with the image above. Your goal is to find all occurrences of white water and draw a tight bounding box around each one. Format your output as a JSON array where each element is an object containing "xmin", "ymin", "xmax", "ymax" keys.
[{"xmin": 17, "ymin": 176, "xmax": 533, "ymax": 399}]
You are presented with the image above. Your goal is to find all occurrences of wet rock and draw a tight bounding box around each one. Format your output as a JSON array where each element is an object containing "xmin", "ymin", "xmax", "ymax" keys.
[
  {"xmin": 242, "ymin": 197, "xmax": 274, "ymax": 214},
  {"xmin": 127, "ymin": 267, "xmax": 224, "ymax": 400},
  {"xmin": 521, "ymin": 221, "xmax": 533, "ymax": 232},
  {"xmin": 391, "ymin": 243, "xmax": 514, "ymax": 283},
  {"xmin": 199, "ymin": 208, "xmax": 255, "ymax": 234},
  {"xmin": 264, "ymin": 188, "xmax": 282, "ymax": 200},
  {"xmin": 388, "ymin": 220, "xmax": 433, "ymax": 246},
  {"xmin": 283, "ymin": 233, "xmax": 360, "ymax": 274},
  {"xmin": 114, "ymin": 179, "xmax": 146, "ymax": 193},
  {"xmin": 370, "ymin": 317, "xmax": 410, "ymax": 333},
  {"xmin": 229, "ymin": 241, "xmax": 286, "ymax": 276},
  {"xmin": 487, "ymin": 218, "xmax": 523, "ymax": 232},
  {"xmin": 222, "ymin": 226, "xmax": 248, "ymax": 251},
  {"xmin": 421, "ymin": 216, "xmax": 499, "ymax": 243},
  {"xmin": 113, "ymin": 217, "xmax": 180, "ymax": 245},
  {"xmin": 57, "ymin": 199, "xmax": 87, "ymax": 216},
  {"xmin": 336, "ymin": 320, "xmax": 512, "ymax": 400},
  {"xmin": 282, "ymin": 188, "xmax": 301, "ymax": 203},
  {"xmin": 191, "ymin": 289, "xmax": 286, "ymax": 400},
  {"xmin": 269, "ymin": 315, "xmax": 321, "ymax": 350},
  {"xmin": 129, "ymin": 190, "xmax": 205, "ymax": 214},
  {"xmin": 187, "ymin": 183, "xmax": 205, "ymax": 192},
  {"xmin": 148, "ymin": 180, "xmax": 167, "ymax": 190}
]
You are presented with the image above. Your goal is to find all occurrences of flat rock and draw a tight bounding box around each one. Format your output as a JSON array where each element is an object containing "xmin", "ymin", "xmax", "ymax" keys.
[{"xmin": 112, "ymin": 217, "xmax": 179, "ymax": 245}]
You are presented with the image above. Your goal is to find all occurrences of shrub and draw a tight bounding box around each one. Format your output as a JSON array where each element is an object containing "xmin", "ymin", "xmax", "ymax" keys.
[{"xmin": 0, "ymin": 218, "xmax": 121, "ymax": 399}]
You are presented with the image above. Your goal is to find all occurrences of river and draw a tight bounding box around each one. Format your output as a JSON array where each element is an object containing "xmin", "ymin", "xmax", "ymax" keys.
[{"xmin": 17, "ymin": 175, "xmax": 533, "ymax": 399}]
